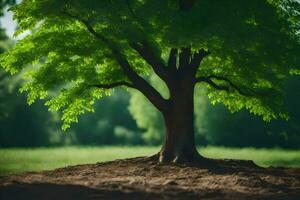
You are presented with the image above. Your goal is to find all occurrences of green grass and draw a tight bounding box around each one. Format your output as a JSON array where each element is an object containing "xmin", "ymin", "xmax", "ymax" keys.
[
  {"xmin": 201, "ymin": 147, "xmax": 300, "ymax": 168},
  {"xmin": 0, "ymin": 146, "xmax": 299, "ymax": 176}
]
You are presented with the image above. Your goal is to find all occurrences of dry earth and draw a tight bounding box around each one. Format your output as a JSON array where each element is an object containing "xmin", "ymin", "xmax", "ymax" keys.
[{"xmin": 0, "ymin": 157, "xmax": 299, "ymax": 200}]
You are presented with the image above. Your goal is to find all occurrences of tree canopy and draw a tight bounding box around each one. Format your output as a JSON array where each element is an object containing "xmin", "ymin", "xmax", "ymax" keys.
[{"xmin": 0, "ymin": 0, "xmax": 299, "ymax": 129}]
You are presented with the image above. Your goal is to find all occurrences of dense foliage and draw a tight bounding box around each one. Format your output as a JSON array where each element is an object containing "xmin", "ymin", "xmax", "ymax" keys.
[{"xmin": 0, "ymin": 0, "xmax": 299, "ymax": 131}]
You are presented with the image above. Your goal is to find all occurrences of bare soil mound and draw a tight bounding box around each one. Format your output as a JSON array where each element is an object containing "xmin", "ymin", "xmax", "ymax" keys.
[{"xmin": 0, "ymin": 157, "xmax": 299, "ymax": 200}]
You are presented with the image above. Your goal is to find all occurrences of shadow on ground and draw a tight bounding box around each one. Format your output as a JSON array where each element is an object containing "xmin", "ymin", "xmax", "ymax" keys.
[
  {"xmin": 1, "ymin": 157, "xmax": 300, "ymax": 200},
  {"xmin": 0, "ymin": 183, "xmax": 162, "ymax": 200}
]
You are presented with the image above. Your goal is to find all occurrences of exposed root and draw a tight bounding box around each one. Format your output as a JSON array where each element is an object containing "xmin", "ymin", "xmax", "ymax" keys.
[
  {"xmin": 155, "ymin": 150, "xmax": 263, "ymax": 171},
  {"xmin": 158, "ymin": 149, "xmax": 212, "ymax": 166},
  {"xmin": 128, "ymin": 153, "xmax": 160, "ymax": 164},
  {"xmin": 127, "ymin": 150, "xmax": 262, "ymax": 172}
]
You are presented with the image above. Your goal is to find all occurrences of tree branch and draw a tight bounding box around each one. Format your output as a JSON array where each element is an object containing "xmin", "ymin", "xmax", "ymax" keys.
[
  {"xmin": 195, "ymin": 77, "xmax": 230, "ymax": 91},
  {"xmin": 125, "ymin": 1, "xmax": 171, "ymax": 85},
  {"xmin": 129, "ymin": 41, "xmax": 170, "ymax": 84},
  {"xmin": 195, "ymin": 75, "xmax": 253, "ymax": 96},
  {"xmin": 179, "ymin": 47, "xmax": 191, "ymax": 71},
  {"xmin": 123, "ymin": 3, "xmax": 171, "ymax": 84},
  {"xmin": 167, "ymin": 48, "xmax": 178, "ymax": 72},
  {"xmin": 62, "ymin": 11, "xmax": 169, "ymax": 111},
  {"xmin": 190, "ymin": 49, "xmax": 210, "ymax": 73},
  {"xmin": 207, "ymin": 75, "xmax": 252, "ymax": 96}
]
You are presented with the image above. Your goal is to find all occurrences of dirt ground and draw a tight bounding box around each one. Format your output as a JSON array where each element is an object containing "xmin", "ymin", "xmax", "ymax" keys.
[{"xmin": 0, "ymin": 157, "xmax": 299, "ymax": 200}]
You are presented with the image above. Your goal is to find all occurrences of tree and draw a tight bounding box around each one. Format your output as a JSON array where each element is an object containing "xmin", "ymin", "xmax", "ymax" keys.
[{"xmin": 0, "ymin": 0, "xmax": 299, "ymax": 164}]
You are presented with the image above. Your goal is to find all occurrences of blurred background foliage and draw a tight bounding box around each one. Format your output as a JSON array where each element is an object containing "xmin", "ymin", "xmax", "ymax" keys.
[{"xmin": 0, "ymin": 2, "xmax": 299, "ymax": 149}]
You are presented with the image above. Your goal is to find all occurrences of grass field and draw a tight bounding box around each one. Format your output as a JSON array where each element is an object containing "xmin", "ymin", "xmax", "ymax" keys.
[{"xmin": 0, "ymin": 146, "xmax": 299, "ymax": 176}]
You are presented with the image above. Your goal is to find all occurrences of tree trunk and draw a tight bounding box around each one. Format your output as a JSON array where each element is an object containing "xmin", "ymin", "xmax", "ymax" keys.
[{"xmin": 159, "ymin": 79, "xmax": 204, "ymax": 164}]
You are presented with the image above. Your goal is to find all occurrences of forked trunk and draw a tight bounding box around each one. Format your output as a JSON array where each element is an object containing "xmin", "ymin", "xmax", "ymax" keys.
[{"xmin": 159, "ymin": 79, "xmax": 204, "ymax": 164}]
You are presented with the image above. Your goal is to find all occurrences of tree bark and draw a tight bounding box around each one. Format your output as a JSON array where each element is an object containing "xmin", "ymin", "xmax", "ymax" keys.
[{"xmin": 159, "ymin": 76, "xmax": 204, "ymax": 164}]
